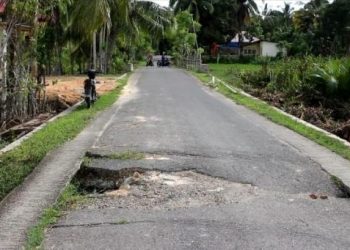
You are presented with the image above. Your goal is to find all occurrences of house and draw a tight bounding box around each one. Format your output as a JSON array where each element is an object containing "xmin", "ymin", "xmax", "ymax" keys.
[{"xmin": 221, "ymin": 32, "xmax": 286, "ymax": 57}]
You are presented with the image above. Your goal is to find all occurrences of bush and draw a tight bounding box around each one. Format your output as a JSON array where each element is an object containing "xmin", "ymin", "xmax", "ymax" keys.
[
  {"xmin": 240, "ymin": 64, "xmax": 270, "ymax": 88},
  {"xmin": 310, "ymin": 58, "xmax": 350, "ymax": 100},
  {"xmin": 238, "ymin": 56, "xmax": 350, "ymax": 105},
  {"xmin": 113, "ymin": 57, "xmax": 127, "ymax": 73}
]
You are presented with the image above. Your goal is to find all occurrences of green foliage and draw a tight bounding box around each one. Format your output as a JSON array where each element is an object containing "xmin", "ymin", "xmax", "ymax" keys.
[
  {"xmin": 269, "ymin": 57, "xmax": 318, "ymax": 95},
  {"xmin": 215, "ymin": 57, "xmax": 350, "ymax": 108},
  {"xmin": 108, "ymin": 151, "xmax": 145, "ymax": 160},
  {"xmin": 113, "ymin": 57, "xmax": 127, "ymax": 73},
  {"xmin": 166, "ymin": 11, "xmax": 202, "ymax": 59},
  {"xmin": 310, "ymin": 58, "xmax": 350, "ymax": 99},
  {"xmin": 240, "ymin": 64, "xmax": 270, "ymax": 88},
  {"xmin": 196, "ymin": 0, "xmax": 349, "ymax": 57},
  {"xmin": 34, "ymin": 0, "xmax": 171, "ymax": 74},
  {"xmin": 8, "ymin": 0, "xmax": 40, "ymax": 22}
]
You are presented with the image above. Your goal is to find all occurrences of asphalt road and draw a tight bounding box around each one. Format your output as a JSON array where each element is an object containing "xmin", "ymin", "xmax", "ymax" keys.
[{"xmin": 45, "ymin": 67, "xmax": 350, "ymax": 249}]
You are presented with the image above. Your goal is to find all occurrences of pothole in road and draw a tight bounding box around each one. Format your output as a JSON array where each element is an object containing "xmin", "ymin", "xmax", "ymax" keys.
[
  {"xmin": 73, "ymin": 166, "xmax": 259, "ymax": 210},
  {"xmin": 73, "ymin": 151, "xmax": 346, "ymax": 211}
]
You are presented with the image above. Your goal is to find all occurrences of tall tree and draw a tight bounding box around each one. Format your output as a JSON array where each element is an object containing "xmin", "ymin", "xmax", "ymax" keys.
[
  {"xmin": 169, "ymin": 0, "xmax": 217, "ymax": 20},
  {"xmin": 236, "ymin": 0, "xmax": 259, "ymax": 32},
  {"xmin": 320, "ymin": 0, "xmax": 350, "ymax": 55},
  {"xmin": 67, "ymin": 0, "xmax": 171, "ymax": 71}
]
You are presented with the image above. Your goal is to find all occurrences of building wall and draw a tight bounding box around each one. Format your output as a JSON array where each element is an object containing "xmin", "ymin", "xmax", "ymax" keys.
[
  {"xmin": 242, "ymin": 43, "xmax": 259, "ymax": 56},
  {"xmin": 260, "ymin": 41, "xmax": 285, "ymax": 57}
]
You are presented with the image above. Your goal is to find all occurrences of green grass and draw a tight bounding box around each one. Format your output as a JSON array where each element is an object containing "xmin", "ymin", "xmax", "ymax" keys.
[
  {"xmin": 208, "ymin": 63, "xmax": 261, "ymax": 85},
  {"xmin": 108, "ymin": 151, "xmax": 145, "ymax": 160},
  {"xmin": 85, "ymin": 151, "xmax": 145, "ymax": 161},
  {"xmin": 115, "ymin": 219, "xmax": 129, "ymax": 225},
  {"xmin": 0, "ymin": 75, "xmax": 129, "ymax": 201},
  {"xmin": 26, "ymin": 184, "xmax": 85, "ymax": 250},
  {"xmin": 192, "ymin": 71, "xmax": 350, "ymax": 162}
]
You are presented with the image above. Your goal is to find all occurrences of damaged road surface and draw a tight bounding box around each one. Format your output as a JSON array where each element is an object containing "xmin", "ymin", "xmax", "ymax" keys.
[{"xmin": 44, "ymin": 68, "xmax": 350, "ymax": 249}]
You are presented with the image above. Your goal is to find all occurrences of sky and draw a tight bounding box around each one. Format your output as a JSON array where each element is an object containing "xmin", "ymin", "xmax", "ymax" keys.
[{"xmin": 149, "ymin": 0, "xmax": 328, "ymax": 11}]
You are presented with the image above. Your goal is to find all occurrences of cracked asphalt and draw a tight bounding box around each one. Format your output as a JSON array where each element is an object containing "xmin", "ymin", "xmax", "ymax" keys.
[{"xmin": 45, "ymin": 68, "xmax": 350, "ymax": 249}]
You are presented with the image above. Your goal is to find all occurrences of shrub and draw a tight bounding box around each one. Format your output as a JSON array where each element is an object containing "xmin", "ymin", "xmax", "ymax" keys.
[
  {"xmin": 238, "ymin": 56, "xmax": 350, "ymax": 105},
  {"xmin": 240, "ymin": 65, "xmax": 271, "ymax": 88},
  {"xmin": 310, "ymin": 58, "xmax": 350, "ymax": 100}
]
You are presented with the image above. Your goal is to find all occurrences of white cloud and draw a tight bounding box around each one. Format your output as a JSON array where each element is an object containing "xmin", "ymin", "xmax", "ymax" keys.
[
  {"xmin": 147, "ymin": 0, "xmax": 169, "ymax": 7},
  {"xmin": 148, "ymin": 0, "xmax": 334, "ymax": 11},
  {"xmin": 259, "ymin": 0, "xmax": 305, "ymax": 11}
]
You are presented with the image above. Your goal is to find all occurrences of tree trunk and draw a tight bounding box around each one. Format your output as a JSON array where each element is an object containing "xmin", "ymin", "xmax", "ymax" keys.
[
  {"xmin": 0, "ymin": 30, "xmax": 8, "ymax": 126},
  {"xmin": 105, "ymin": 28, "xmax": 117, "ymax": 73},
  {"xmin": 6, "ymin": 29, "xmax": 17, "ymax": 123},
  {"xmin": 93, "ymin": 32, "xmax": 97, "ymax": 69},
  {"xmin": 69, "ymin": 42, "xmax": 74, "ymax": 74},
  {"xmin": 99, "ymin": 29, "xmax": 103, "ymax": 72},
  {"xmin": 58, "ymin": 46, "xmax": 64, "ymax": 75}
]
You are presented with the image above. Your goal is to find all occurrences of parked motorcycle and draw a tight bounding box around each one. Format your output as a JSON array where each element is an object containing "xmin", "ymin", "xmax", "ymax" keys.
[
  {"xmin": 84, "ymin": 69, "xmax": 97, "ymax": 109},
  {"xmin": 157, "ymin": 57, "xmax": 170, "ymax": 67}
]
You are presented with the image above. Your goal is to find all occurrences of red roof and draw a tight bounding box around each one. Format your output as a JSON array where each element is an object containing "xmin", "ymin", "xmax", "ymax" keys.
[{"xmin": 0, "ymin": 0, "xmax": 8, "ymax": 14}]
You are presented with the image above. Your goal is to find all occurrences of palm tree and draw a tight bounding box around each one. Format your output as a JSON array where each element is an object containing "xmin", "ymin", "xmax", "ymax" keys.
[
  {"xmin": 107, "ymin": 0, "xmax": 172, "ymax": 68},
  {"xmin": 236, "ymin": 0, "xmax": 259, "ymax": 32},
  {"xmin": 68, "ymin": 0, "xmax": 171, "ymax": 71},
  {"xmin": 235, "ymin": 0, "xmax": 258, "ymax": 55},
  {"xmin": 169, "ymin": 0, "xmax": 217, "ymax": 20},
  {"xmin": 304, "ymin": 0, "xmax": 329, "ymax": 12},
  {"xmin": 304, "ymin": 0, "xmax": 329, "ymax": 28}
]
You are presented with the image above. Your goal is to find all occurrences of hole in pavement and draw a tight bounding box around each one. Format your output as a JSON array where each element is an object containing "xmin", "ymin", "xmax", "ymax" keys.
[
  {"xmin": 75, "ymin": 151, "xmax": 350, "ymax": 208},
  {"xmin": 72, "ymin": 162, "xmax": 262, "ymax": 210},
  {"xmin": 72, "ymin": 164, "xmax": 145, "ymax": 194},
  {"xmin": 72, "ymin": 159, "xmax": 344, "ymax": 211}
]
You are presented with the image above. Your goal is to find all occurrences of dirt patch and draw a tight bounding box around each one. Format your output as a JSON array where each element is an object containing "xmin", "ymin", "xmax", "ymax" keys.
[
  {"xmin": 0, "ymin": 76, "xmax": 119, "ymax": 148},
  {"xmin": 46, "ymin": 75, "xmax": 118, "ymax": 107}
]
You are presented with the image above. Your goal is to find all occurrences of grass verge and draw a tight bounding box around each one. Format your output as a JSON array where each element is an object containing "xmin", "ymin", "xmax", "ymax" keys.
[
  {"xmin": 0, "ymin": 75, "xmax": 129, "ymax": 201},
  {"xmin": 192, "ymin": 71, "xmax": 350, "ymax": 161},
  {"xmin": 26, "ymin": 184, "xmax": 85, "ymax": 249}
]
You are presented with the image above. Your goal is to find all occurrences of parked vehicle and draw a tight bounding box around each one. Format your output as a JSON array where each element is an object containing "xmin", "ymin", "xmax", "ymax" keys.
[{"xmin": 157, "ymin": 57, "xmax": 170, "ymax": 67}]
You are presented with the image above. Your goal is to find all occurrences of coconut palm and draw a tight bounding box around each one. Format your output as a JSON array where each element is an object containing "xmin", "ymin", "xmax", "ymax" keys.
[
  {"xmin": 305, "ymin": 0, "xmax": 329, "ymax": 12},
  {"xmin": 236, "ymin": 0, "xmax": 259, "ymax": 32},
  {"xmin": 169, "ymin": 0, "xmax": 217, "ymax": 20},
  {"xmin": 67, "ymin": 0, "xmax": 171, "ymax": 71}
]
